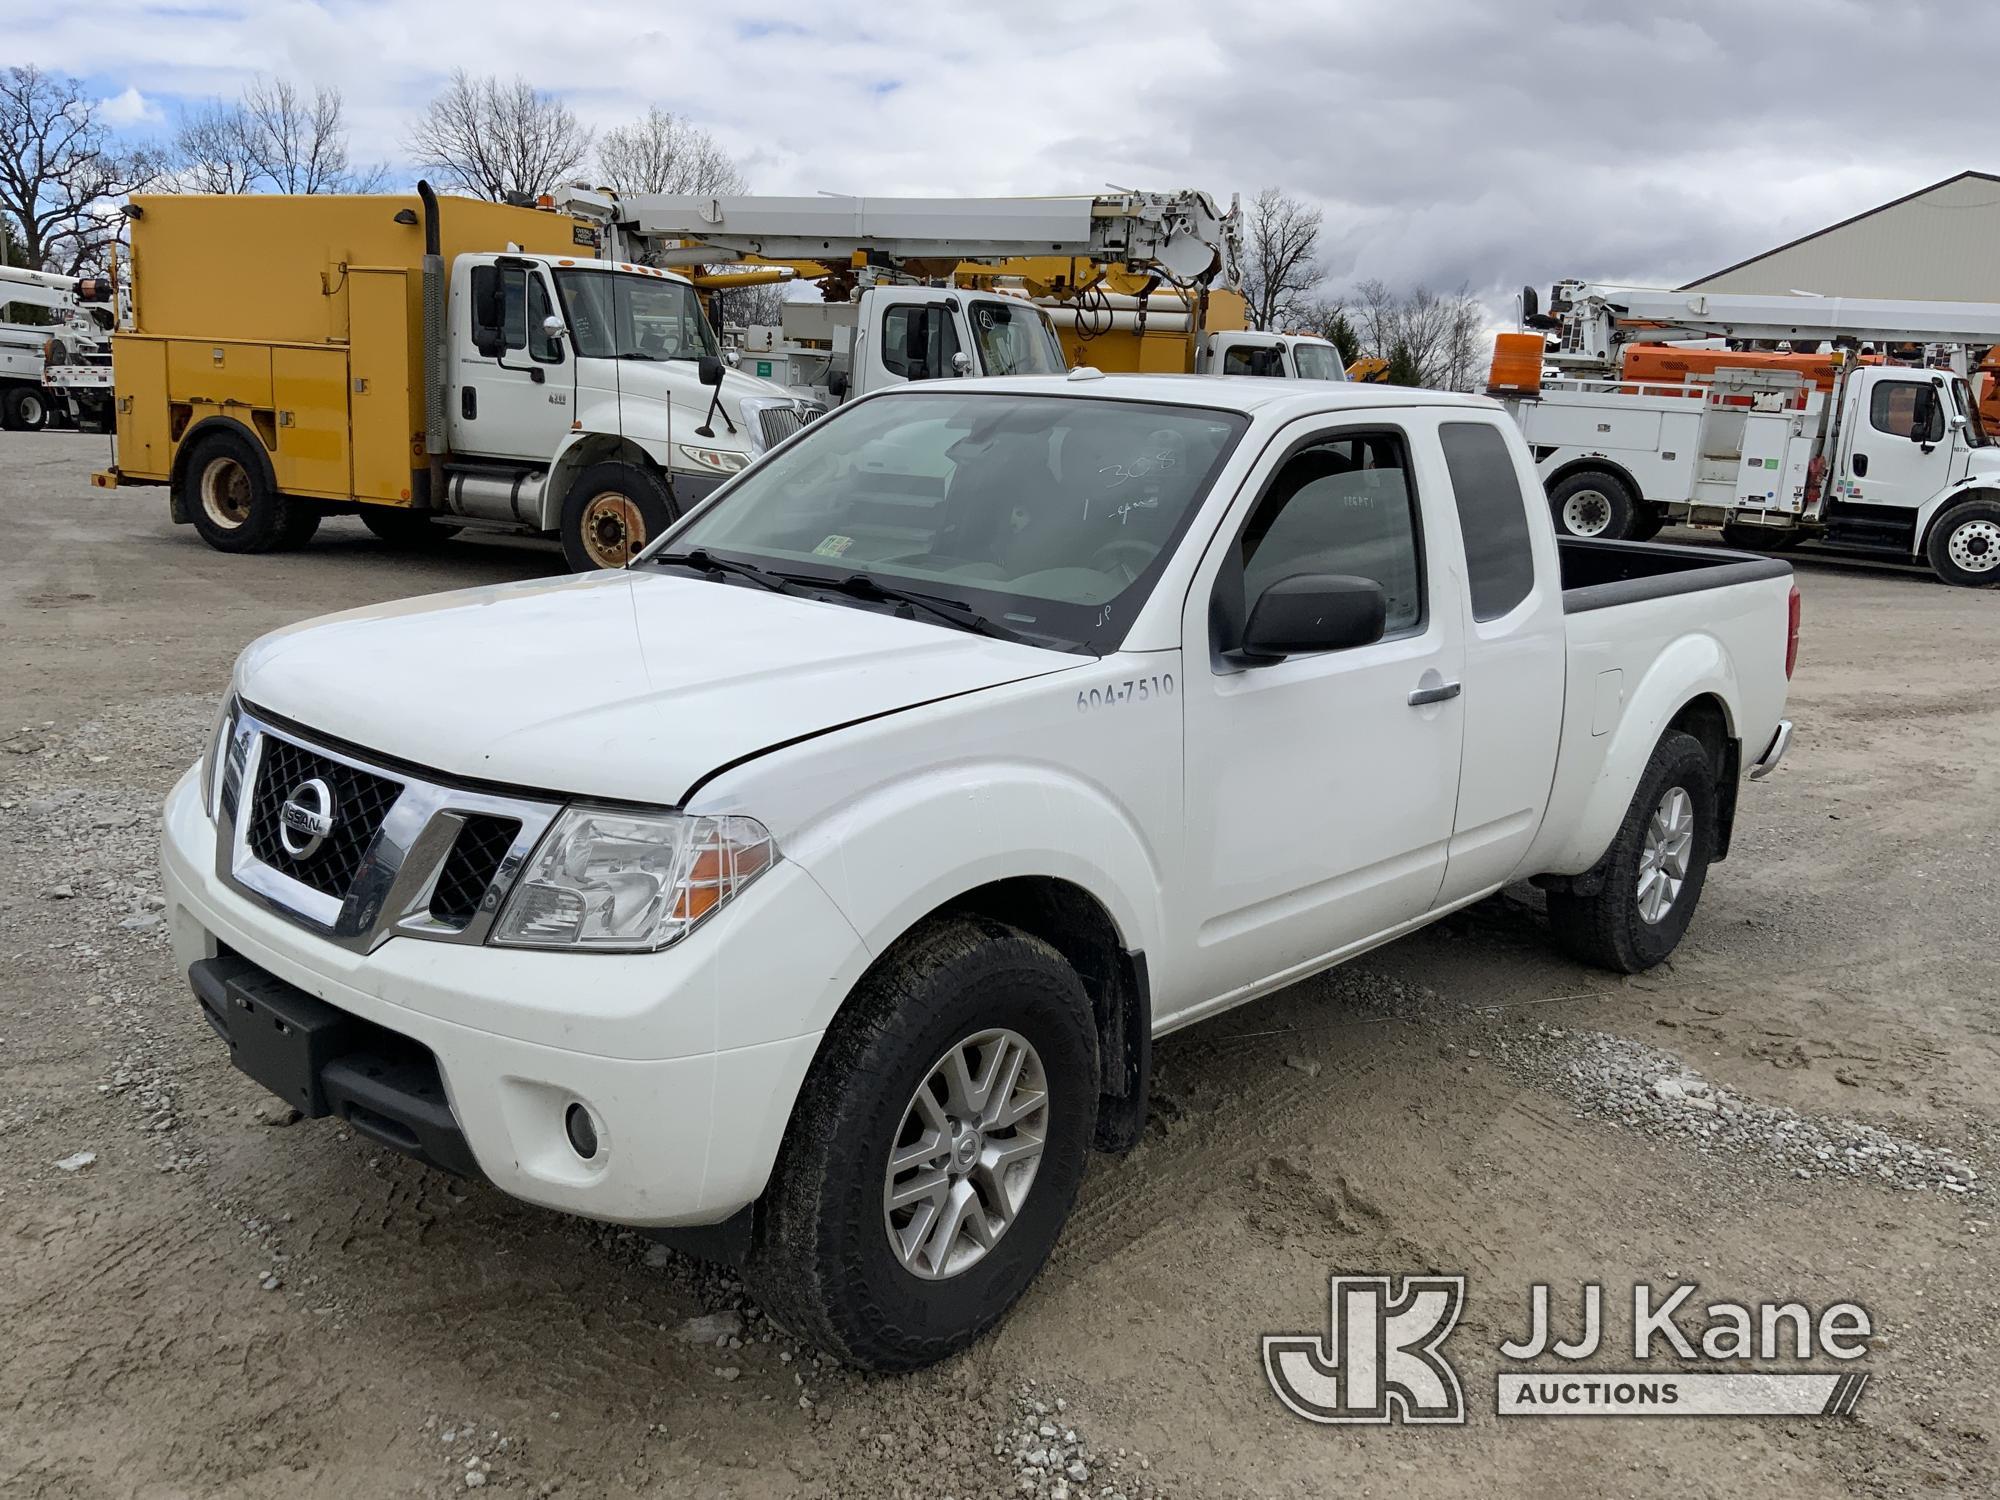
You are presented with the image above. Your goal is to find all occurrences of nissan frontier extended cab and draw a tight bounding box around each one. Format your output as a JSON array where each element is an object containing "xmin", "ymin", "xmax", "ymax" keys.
[{"xmin": 163, "ymin": 372, "xmax": 1798, "ymax": 1370}]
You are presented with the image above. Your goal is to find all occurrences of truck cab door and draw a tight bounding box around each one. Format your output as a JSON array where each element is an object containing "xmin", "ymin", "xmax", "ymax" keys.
[
  {"xmin": 1167, "ymin": 416, "xmax": 1465, "ymax": 1023},
  {"xmin": 1840, "ymin": 370, "xmax": 1957, "ymax": 529},
  {"xmin": 449, "ymin": 257, "xmax": 572, "ymax": 463},
  {"xmin": 857, "ymin": 289, "xmax": 970, "ymax": 395}
]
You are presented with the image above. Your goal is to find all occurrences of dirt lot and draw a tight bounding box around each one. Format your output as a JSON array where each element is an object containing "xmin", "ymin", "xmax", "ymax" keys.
[{"xmin": 2, "ymin": 428, "xmax": 1995, "ymax": 1499}]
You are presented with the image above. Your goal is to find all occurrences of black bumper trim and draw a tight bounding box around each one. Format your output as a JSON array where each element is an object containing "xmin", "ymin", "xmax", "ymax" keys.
[{"xmin": 190, "ymin": 952, "xmax": 481, "ymax": 1180}]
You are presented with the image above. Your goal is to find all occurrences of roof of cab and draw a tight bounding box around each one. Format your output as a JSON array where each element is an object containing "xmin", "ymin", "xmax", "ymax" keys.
[{"xmin": 903, "ymin": 371, "xmax": 1505, "ymax": 417}]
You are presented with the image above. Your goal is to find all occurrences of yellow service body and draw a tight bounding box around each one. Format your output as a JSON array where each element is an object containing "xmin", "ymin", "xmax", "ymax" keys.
[{"xmin": 107, "ymin": 193, "xmax": 592, "ymax": 507}]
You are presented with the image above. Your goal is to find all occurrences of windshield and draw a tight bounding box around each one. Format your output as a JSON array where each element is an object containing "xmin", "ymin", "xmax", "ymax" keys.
[
  {"xmin": 554, "ymin": 268, "xmax": 718, "ymax": 361},
  {"xmin": 1292, "ymin": 342, "xmax": 1347, "ymax": 381},
  {"xmin": 1951, "ymin": 377, "xmax": 1991, "ymax": 447},
  {"xmin": 657, "ymin": 391, "xmax": 1248, "ymax": 654},
  {"xmin": 969, "ymin": 299, "xmax": 1066, "ymax": 376}
]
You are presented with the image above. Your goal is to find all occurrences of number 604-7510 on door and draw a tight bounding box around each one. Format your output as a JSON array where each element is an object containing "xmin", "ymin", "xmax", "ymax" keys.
[{"xmin": 1079, "ymin": 674, "xmax": 1175, "ymax": 712}]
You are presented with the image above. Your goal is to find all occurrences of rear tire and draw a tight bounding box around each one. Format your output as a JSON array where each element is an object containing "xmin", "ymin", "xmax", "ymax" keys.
[
  {"xmin": 1548, "ymin": 470, "xmax": 1638, "ymax": 540},
  {"xmin": 746, "ymin": 916, "xmax": 1097, "ymax": 1372},
  {"xmin": 559, "ymin": 462, "xmax": 672, "ymax": 571},
  {"xmin": 1924, "ymin": 498, "xmax": 2000, "ymax": 588},
  {"xmin": 361, "ymin": 507, "xmax": 462, "ymax": 548},
  {"xmin": 1546, "ymin": 730, "xmax": 1716, "ymax": 974},
  {"xmin": 2, "ymin": 384, "xmax": 49, "ymax": 431},
  {"xmin": 1628, "ymin": 504, "xmax": 1667, "ymax": 542},
  {"xmin": 183, "ymin": 427, "xmax": 315, "ymax": 554}
]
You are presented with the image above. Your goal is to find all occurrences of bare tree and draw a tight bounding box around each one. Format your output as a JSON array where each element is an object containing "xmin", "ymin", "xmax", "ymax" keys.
[
  {"xmin": 1240, "ymin": 187, "xmax": 1324, "ymax": 331},
  {"xmin": 406, "ymin": 71, "xmax": 592, "ymax": 202},
  {"xmin": 0, "ymin": 65, "xmax": 157, "ymax": 273},
  {"xmin": 166, "ymin": 99, "xmax": 261, "ymax": 193},
  {"xmin": 1351, "ymin": 278, "xmax": 1487, "ymax": 390},
  {"xmin": 244, "ymin": 79, "xmax": 384, "ymax": 193},
  {"xmin": 598, "ymin": 107, "xmax": 745, "ymax": 197}
]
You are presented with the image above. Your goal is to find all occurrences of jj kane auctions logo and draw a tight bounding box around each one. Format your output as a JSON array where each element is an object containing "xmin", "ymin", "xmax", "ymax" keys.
[{"xmin": 1264, "ymin": 1275, "xmax": 1873, "ymax": 1423}]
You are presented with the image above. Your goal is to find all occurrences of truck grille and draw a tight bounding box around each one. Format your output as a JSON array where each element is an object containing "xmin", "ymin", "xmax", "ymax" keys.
[
  {"xmin": 246, "ymin": 737, "xmax": 403, "ymax": 899},
  {"xmin": 428, "ymin": 815, "xmax": 522, "ymax": 928},
  {"xmin": 757, "ymin": 405, "xmax": 804, "ymax": 450}
]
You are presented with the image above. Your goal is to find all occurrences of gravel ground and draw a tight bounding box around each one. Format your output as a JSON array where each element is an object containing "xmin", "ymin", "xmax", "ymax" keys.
[{"xmin": 2, "ymin": 429, "xmax": 1997, "ymax": 1499}]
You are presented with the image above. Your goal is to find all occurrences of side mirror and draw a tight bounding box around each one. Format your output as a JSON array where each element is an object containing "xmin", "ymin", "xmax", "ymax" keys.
[
  {"xmin": 1909, "ymin": 384, "xmax": 1937, "ymax": 442},
  {"xmin": 828, "ymin": 369, "xmax": 850, "ymax": 400},
  {"xmin": 951, "ymin": 350, "xmax": 973, "ymax": 376},
  {"xmin": 541, "ymin": 313, "xmax": 566, "ymax": 341},
  {"xmin": 698, "ymin": 354, "xmax": 725, "ymax": 387},
  {"xmin": 1239, "ymin": 574, "xmax": 1387, "ymax": 662}
]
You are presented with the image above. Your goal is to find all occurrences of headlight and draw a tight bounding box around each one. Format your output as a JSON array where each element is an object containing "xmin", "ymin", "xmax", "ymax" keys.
[
  {"xmin": 676, "ymin": 444, "xmax": 749, "ymax": 475},
  {"xmin": 490, "ymin": 808, "xmax": 776, "ymax": 952},
  {"xmin": 202, "ymin": 698, "xmax": 238, "ymax": 819}
]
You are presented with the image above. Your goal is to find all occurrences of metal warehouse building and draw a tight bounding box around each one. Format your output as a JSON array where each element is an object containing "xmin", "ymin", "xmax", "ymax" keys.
[{"xmin": 1682, "ymin": 170, "xmax": 2000, "ymax": 301}]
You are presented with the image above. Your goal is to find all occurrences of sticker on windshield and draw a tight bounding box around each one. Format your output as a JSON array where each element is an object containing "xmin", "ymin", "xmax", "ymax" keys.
[{"xmin": 813, "ymin": 535, "xmax": 854, "ymax": 558}]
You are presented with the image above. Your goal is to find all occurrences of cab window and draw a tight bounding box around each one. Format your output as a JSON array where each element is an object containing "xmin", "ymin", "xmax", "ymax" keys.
[
  {"xmin": 1222, "ymin": 343, "xmax": 1287, "ymax": 378},
  {"xmin": 882, "ymin": 304, "xmax": 961, "ymax": 381},
  {"xmin": 1869, "ymin": 379, "xmax": 1944, "ymax": 442},
  {"xmin": 1219, "ymin": 430, "xmax": 1424, "ymax": 646},
  {"xmin": 1439, "ymin": 420, "xmax": 1535, "ymax": 621}
]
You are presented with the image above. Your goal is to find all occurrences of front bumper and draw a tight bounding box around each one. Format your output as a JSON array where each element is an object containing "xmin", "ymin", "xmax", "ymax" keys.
[{"xmin": 162, "ymin": 766, "xmax": 865, "ymax": 1226}]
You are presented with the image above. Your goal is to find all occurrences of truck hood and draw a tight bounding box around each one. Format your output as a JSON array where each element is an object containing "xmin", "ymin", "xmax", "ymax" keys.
[{"xmin": 235, "ymin": 571, "xmax": 1078, "ymax": 805}]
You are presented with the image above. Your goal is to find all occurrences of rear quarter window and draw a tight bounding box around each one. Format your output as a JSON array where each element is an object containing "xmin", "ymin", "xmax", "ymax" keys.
[{"xmin": 1439, "ymin": 420, "xmax": 1536, "ymax": 621}]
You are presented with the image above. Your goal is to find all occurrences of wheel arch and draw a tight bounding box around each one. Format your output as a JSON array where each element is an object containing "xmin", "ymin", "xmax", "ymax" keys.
[
  {"xmin": 170, "ymin": 414, "xmax": 278, "ymax": 523},
  {"xmin": 541, "ymin": 431, "xmax": 669, "ymax": 531},
  {"xmin": 1545, "ymin": 456, "xmax": 1642, "ymax": 504},
  {"xmin": 1914, "ymin": 484, "xmax": 2000, "ymax": 557}
]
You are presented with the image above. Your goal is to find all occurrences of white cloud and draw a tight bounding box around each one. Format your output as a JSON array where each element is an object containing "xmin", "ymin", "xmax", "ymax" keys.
[
  {"xmin": 97, "ymin": 86, "xmax": 159, "ymax": 128},
  {"xmin": 16, "ymin": 0, "xmax": 2000, "ymax": 308}
]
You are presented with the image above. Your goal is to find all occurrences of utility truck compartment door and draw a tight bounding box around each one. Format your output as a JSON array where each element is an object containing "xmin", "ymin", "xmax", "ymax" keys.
[
  {"xmin": 167, "ymin": 340, "xmax": 272, "ymax": 409},
  {"xmin": 349, "ymin": 268, "xmax": 419, "ymax": 502},
  {"xmin": 269, "ymin": 347, "xmax": 352, "ymax": 499},
  {"xmin": 1528, "ymin": 403, "xmax": 1662, "ymax": 452},
  {"xmin": 110, "ymin": 338, "xmax": 171, "ymax": 478}
]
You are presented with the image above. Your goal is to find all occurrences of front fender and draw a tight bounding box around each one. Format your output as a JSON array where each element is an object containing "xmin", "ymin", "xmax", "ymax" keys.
[
  {"xmin": 779, "ymin": 762, "xmax": 1165, "ymax": 1016},
  {"xmin": 1914, "ymin": 481, "xmax": 2000, "ymax": 556},
  {"xmin": 1532, "ymin": 632, "xmax": 1740, "ymax": 875}
]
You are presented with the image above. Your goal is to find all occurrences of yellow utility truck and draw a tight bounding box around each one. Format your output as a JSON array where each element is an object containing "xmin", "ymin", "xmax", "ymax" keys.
[{"xmin": 95, "ymin": 185, "xmax": 814, "ymax": 568}]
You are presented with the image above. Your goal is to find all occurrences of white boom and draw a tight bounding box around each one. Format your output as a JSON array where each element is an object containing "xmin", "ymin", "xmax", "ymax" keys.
[
  {"xmin": 1542, "ymin": 279, "xmax": 2000, "ymax": 368},
  {"xmin": 559, "ymin": 188, "xmax": 1239, "ymax": 287}
]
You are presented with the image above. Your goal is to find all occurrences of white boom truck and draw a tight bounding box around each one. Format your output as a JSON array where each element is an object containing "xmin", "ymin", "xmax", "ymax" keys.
[
  {"xmin": 0, "ymin": 266, "xmax": 116, "ymax": 431},
  {"xmin": 164, "ymin": 371, "xmax": 1797, "ymax": 1370},
  {"xmin": 558, "ymin": 189, "xmax": 1331, "ymax": 401},
  {"xmin": 1515, "ymin": 279, "xmax": 2000, "ymax": 585}
]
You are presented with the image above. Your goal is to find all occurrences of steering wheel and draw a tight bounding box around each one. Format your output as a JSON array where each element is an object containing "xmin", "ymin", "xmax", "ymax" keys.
[{"xmin": 1089, "ymin": 537, "xmax": 1158, "ymax": 584}]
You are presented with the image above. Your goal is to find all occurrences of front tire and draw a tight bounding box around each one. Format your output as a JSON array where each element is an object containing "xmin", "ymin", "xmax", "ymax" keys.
[
  {"xmin": 559, "ymin": 462, "xmax": 672, "ymax": 571},
  {"xmin": 746, "ymin": 916, "xmax": 1098, "ymax": 1372},
  {"xmin": 1548, "ymin": 470, "xmax": 1638, "ymax": 540},
  {"xmin": 2, "ymin": 384, "xmax": 49, "ymax": 431},
  {"xmin": 1546, "ymin": 730, "xmax": 1716, "ymax": 974},
  {"xmin": 183, "ymin": 428, "xmax": 315, "ymax": 553},
  {"xmin": 1925, "ymin": 498, "xmax": 2000, "ymax": 588}
]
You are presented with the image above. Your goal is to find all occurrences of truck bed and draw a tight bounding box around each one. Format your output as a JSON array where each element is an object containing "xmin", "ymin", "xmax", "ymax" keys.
[{"xmin": 1558, "ymin": 536, "xmax": 1792, "ymax": 613}]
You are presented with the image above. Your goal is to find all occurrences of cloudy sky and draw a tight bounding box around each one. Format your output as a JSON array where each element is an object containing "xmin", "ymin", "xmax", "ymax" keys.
[{"xmin": 15, "ymin": 0, "xmax": 1996, "ymax": 308}]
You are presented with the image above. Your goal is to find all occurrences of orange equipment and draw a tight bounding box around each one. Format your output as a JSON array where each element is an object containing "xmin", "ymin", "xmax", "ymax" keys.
[{"xmin": 1486, "ymin": 332, "xmax": 1546, "ymax": 396}]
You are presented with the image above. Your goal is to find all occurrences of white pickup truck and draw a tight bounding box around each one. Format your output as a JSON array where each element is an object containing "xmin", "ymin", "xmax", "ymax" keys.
[{"xmin": 163, "ymin": 373, "xmax": 1797, "ymax": 1370}]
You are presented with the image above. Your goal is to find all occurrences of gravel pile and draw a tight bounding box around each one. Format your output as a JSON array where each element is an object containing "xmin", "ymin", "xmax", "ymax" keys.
[
  {"xmin": 995, "ymin": 1386, "xmax": 1162, "ymax": 1500},
  {"xmin": 1508, "ymin": 1023, "xmax": 1981, "ymax": 1194}
]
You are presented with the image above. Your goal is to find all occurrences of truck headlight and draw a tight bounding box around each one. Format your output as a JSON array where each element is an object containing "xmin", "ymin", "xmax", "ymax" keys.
[
  {"xmin": 203, "ymin": 698, "xmax": 239, "ymax": 819},
  {"xmin": 676, "ymin": 444, "xmax": 749, "ymax": 475},
  {"xmin": 490, "ymin": 808, "xmax": 776, "ymax": 952}
]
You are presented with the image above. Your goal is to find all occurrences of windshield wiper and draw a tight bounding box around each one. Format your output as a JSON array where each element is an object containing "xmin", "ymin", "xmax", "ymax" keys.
[
  {"xmin": 800, "ymin": 572, "xmax": 1035, "ymax": 645},
  {"xmin": 656, "ymin": 547, "xmax": 805, "ymax": 595}
]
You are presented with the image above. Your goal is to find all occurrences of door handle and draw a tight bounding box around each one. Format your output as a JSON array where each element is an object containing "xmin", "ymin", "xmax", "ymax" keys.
[
  {"xmin": 461, "ymin": 387, "xmax": 477, "ymax": 420},
  {"xmin": 1851, "ymin": 452, "xmax": 1868, "ymax": 478},
  {"xmin": 1408, "ymin": 680, "xmax": 1462, "ymax": 707}
]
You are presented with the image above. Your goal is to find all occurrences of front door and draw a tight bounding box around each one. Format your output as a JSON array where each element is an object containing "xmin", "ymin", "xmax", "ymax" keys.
[
  {"xmin": 1843, "ymin": 371, "xmax": 1958, "ymax": 519},
  {"xmin": 450, "ymin": 259, "xmax": 571, "ymax": 462},
  {"xmin": 1169, "ymin": 417, "xmax": 1465, "ymax": 1022}
]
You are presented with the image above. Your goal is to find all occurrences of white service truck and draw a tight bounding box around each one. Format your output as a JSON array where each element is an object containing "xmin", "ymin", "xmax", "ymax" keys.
[
  {"xmin": 1515, "ymin": 280, "xmax": 2000, "ymax": 585},
  {"xmin": 163, "ymin": 372, "xmax": 1796, "ymax": 1369},
  {"xmin": 0, "ymin": 265, "xmax": 116, "ymax": 431}
]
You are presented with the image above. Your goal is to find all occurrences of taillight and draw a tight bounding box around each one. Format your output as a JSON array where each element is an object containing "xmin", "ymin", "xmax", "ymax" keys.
[{"xmin": 1785, "ymin": 584, "xmax": 1801, "ymax": 679}]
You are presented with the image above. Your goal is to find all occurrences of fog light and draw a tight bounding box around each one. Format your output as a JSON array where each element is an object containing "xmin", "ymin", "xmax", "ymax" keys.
[{"xmin": 564, "ymin": 1102, "xmax": 599, "ymax": 1160}]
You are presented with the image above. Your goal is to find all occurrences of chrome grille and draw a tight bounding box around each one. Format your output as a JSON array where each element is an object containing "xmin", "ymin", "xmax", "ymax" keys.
[
  {"xmin": 757, "ymin": 405, "xmax": 804, "ymax": 450},
  {"xmin": 217, "ymin": 708, "xmax": 560, "ymax": 952},
  {"xmin": 245, "ymin": 737, "xmax": 402, "ymax": 898},
  {"xmin": 428, "ymin": 815, "xmax": 522, "ymax": 928}
]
